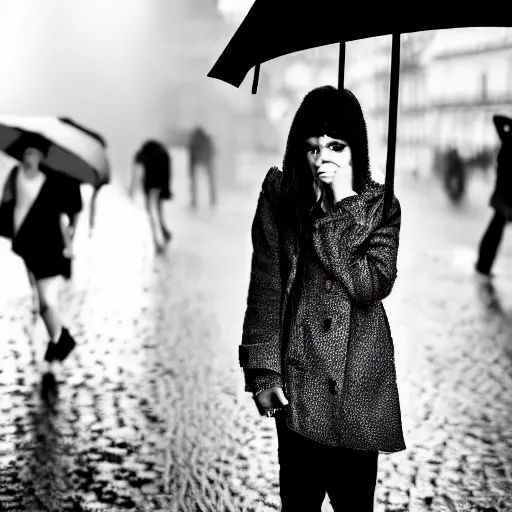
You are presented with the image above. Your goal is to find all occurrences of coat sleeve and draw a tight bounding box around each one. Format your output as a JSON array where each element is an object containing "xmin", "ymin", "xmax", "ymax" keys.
[
  {"xmin": 239, "ymin": 168, "xmax": 284, "ymax": 392},
  {"xmin": 312, "ymin": 190, "xmax": 401, "ymax": 308}
]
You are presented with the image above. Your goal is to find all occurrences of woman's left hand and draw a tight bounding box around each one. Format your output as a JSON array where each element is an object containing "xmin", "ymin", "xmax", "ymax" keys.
[
  {"xmin": 330, "ymin": 160, "xmax": 357, "ymax": 202},
  {"xmin": 316, "ymin": 160, "xmax": 356, "ymax": 203}
]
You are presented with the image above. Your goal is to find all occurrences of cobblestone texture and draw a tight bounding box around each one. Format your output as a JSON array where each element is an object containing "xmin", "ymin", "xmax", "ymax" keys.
[{"xmin": 0, "ymin": 172, "xmax": 512, "ymax": 511}]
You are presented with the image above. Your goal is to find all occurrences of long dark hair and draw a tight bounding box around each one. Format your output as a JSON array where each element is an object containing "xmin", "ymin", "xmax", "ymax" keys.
[{"xmin": 280, "ymin": 86, "xmax": 372, "ymax": 253}]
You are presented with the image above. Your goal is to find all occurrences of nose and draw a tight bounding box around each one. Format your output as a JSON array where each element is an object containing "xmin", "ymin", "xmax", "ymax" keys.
[{"xmin": 314, "ymin": 147, "xmax": 329, "ymax": 165}]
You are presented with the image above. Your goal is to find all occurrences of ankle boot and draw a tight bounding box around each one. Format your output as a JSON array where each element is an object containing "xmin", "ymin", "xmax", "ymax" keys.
[
  {"xmin": 54, "ymin": 327, "xmax": 76, "ymax": 362},
  {"xmin": 44, "ymin": 341, "xmax": 57, "ymax": 363},
  {"xmin": 162, "ymin": 227, "xmax": 172, "ymax": 243}
]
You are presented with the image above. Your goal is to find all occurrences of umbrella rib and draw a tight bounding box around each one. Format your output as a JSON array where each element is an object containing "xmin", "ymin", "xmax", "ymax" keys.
[{"xmin": 252, "ymin": 64, "xmax": 261, "ymax": 94}]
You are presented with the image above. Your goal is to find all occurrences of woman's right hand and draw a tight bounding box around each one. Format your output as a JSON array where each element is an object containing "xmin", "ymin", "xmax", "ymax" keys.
[
  {"xmin": 254, "ymin": 386, "xmax": 289, "ymax": 416},
  {"xmin": 63, "ymin": 245, "xmax": 74, "ymax": 258}
]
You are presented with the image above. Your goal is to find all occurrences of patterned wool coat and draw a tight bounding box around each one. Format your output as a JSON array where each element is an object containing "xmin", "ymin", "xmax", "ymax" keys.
[{"xmin": 239, "ymin": 166, "xmax": 406, "ymax": 454}]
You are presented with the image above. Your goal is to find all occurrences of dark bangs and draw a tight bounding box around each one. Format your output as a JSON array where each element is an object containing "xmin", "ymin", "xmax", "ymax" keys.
[
  {"xmin": 280, "ymin": 86, "xmax": 372, "ymax": 253},
  {"xmin": 292, "ymin": 87, "xmax": 353, "ymax": 144}
]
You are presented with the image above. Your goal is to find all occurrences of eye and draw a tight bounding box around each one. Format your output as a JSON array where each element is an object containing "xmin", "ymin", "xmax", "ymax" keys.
[{"xmin": 329, "ymin": 143, "xmax": 346, "ymax": 152}]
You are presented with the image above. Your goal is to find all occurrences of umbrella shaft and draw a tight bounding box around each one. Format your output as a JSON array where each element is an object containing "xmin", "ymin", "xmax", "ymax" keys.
[{"xmin": 383, "ymin": 33, "xmax": 401, "ymax": 222}]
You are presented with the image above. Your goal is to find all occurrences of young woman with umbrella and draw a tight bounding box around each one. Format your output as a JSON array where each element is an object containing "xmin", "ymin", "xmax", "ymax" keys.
[
  {"xmin": 0, "ymin": 116, "xmax": 109, "ymax": 378},
  {"xmin": 0, "ymin": 133, "xmax": 81, "ymax": 367},
  {"xmin": 239, "ymin": 86, "xmax": 405, "ymax": 511}
]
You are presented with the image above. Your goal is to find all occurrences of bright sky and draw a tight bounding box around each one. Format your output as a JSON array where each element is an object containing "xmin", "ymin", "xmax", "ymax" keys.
[{"xmin": 217, "ymin": 0, "xmax": 253, "ymax": 14}]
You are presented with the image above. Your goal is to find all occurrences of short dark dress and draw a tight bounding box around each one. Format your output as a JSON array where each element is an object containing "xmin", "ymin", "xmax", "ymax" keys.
[
  {"xmin": 0, "ymin": 166, "xmax": 83, "ymax": 280},
  {"xmin": 134, "ymin": 141, "xmax": 172, "ymax": 200}
]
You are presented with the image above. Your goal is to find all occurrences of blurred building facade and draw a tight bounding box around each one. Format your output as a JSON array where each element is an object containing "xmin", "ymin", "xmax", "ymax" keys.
[
  {"xmin": 2, "ymin": 1, "xmax": 511, "ymax": 192},
  {"xmin": 256, "ymin": 27, "xmax": 512, "ymax": 180},
  {"xmin": 0, "ymin": 0, "xmax": 278, "ymax": 192},
  {"xmin": 156, "ymin": 0, "xmax": 279, "ymax": 190},
  {"xmin": 422, "ymin": 28, "xmax": 512, "ymax": 176}
]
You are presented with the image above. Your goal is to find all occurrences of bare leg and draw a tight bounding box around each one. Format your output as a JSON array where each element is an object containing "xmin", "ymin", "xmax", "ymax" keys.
[
  {"xmin": 36, "ymin": 276, "xmax": 63, "ymax": 342},
  {"xmin": 145, "ymin": 190, "xmax": 164, "ymax": 253},
  {"xmin": 190, "ymin": 160, "xmax": 197, "ymax": 210},
  {"xmin": 26, "ymin": 266, "xmax": 40, "ymax": 322},
  {"xmin": 207, "ymin": 159, "xmax": 217, "ymax": 208},
  {"xmin": 37, "ymin": 276, "xmax": 77, "ymax": 364},
  {"xmin": 157, "ymin": 197, "xmax": 172, "ymax": 243},
  {"xmin": 36, "ymin": 276, "xmax": 62, "ymax": 369}
]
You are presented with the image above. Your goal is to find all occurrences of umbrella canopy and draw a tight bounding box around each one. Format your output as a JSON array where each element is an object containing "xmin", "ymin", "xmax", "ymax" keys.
[
  {"xmin": 208, "ymin": 0, "xmax": 508, "ymax": 88},
  {"xmin": 208, "ymin": 3, "xmax": 510, "ymax": 221},
  {"xmin": 0, "ymin": 116, "xmax": 110, "ymax": 188}
]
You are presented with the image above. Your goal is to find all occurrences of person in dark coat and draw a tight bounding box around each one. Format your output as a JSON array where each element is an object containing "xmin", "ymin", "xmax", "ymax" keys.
[
  {"xmin": 475, "ymin": 115, "xmax": 512, "ymax": 277},
  {"xmin": 0, "ymin": 134, "xmax": 80, "ymax": 367},
  {"xmin": 443, "ymin": 146, "xmax": 465, "ymax": 203},
  {"xmin": 130, "ymin": 139, "xmax": 173, "ymax": 254},
  {"xmin": 239, "ymin": 86, "xmax": 406, "ymax": 511},
  {"xmin": 188, "ymin": 127, "xmax": 216, "ymax": 210}
]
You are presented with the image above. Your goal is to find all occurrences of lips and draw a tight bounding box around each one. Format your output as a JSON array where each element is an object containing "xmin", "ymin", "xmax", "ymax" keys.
[{"xmin": 315, "ymin": 163, "xmax": 337, "ymax": 175}]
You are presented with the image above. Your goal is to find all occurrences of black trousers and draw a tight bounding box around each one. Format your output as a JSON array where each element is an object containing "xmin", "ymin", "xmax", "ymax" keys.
[
  {"xmin": 476, "ymin": 211, "xmax": 508, "ymax": 275},
  {"xmin": 275, "ymin": 414, "xmax": 379, "ymax": 512}
]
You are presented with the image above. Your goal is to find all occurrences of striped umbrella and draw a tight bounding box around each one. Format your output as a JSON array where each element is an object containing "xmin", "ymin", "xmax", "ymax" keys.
[{"xmin": 0, "ymin": 116, "xmax": 110, "ymax": 188}]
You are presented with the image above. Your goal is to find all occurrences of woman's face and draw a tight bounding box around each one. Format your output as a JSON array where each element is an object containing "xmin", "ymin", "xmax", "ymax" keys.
[
  {"xmin": 304, "ymin": 134, "xmax": 352, "ymax": 186},
  {"xmin": 23, "ymin": 147, "xmax": 44, "ymax": 168}
]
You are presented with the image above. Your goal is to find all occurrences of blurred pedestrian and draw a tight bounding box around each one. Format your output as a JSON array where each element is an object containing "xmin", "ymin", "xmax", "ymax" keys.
[
  {"xmin": 444, "ymin": 146, "xmax": 465, "ymax": 203},
  {"xmin": 239, "ymin": 86, "xmax": 406, "ymax": 511},
  {"xmin": 0, "ymin": 134, "xmax": 81, "ymax": 367},
  {"xmin": 475, "ymin": 115, "xmax": 512, "ymax": 278},
  {"xmin": 188, "ymin": 127, "xmax": 216, "ymax": 210},
  {"xmin": 130, "ymin": 139, "xmax": 173, "ymax": 254}
]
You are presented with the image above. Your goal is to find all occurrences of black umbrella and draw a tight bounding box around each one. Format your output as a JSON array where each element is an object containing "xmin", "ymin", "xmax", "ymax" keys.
[{"xmin": 208, "ymin": 2, "xmax": 509, "ymax": 220}]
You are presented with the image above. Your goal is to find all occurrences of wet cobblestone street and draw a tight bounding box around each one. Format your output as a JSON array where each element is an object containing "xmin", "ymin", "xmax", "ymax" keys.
[{"xmin": 1, "ymin": 174, "xmax": 512, "ymax": 512}]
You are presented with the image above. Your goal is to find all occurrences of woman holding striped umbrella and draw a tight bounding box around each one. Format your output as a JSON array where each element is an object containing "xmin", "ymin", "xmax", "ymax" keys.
[{"xmin": 0, "ymin": 117, "xmax": 110, "ymax": 377}]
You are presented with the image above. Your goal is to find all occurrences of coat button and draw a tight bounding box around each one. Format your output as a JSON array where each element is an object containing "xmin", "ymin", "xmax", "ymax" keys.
[
  {"xmin": 328, "ymin": 378, "xmax": 339, "ymax": 395},
  {"xmin": 288, "ymin": 357, "xmax": 305, "ymax": 371},
  {"xmin": 325, "ymin": 280, "xmax": 333, "ymax": 291}
]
